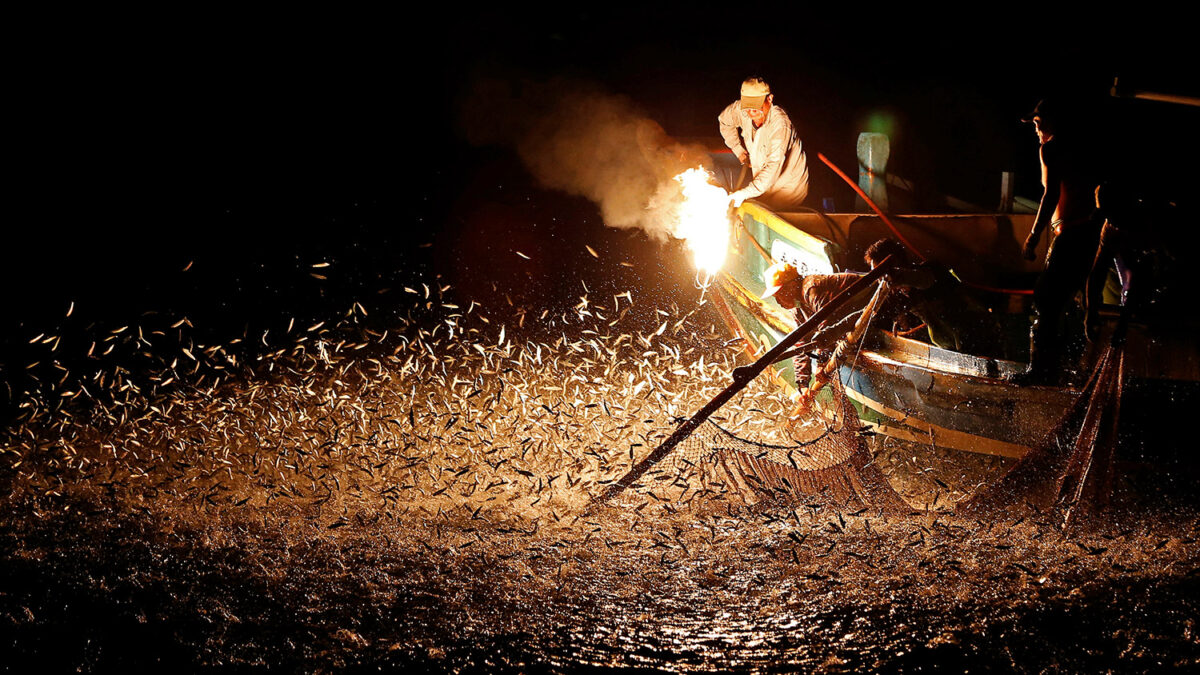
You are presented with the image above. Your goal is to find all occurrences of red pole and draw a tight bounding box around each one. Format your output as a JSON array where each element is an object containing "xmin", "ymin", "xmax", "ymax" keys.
[{"xmin": 817, "ymin": 152, "xmax": 1033, "ymax": 296}]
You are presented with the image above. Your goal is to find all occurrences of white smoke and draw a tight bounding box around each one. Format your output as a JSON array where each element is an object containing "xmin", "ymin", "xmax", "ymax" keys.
[{"xmin": 458, "ymin": 75, "xmax": 714, "ymax": 241}]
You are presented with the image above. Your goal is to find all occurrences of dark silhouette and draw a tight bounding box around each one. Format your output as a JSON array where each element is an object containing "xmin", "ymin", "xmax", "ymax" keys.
[{"xmin": 1013, "ymin": 99, "xmax": 1103, "ymax": 385}]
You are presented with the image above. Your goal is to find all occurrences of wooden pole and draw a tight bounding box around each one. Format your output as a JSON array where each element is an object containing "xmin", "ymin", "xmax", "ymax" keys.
[{"xmin": 585, "ymin": 258, "xmax": 897, "ymax": 511}]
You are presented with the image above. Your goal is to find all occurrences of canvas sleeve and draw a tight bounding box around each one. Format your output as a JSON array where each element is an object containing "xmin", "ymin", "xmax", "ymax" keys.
[{"xmin": 717, "ymin": 102, "xmax": 748, "ymax": 161}]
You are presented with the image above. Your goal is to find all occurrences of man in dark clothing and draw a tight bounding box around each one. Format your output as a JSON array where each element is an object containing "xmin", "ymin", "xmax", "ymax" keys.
[
  {"xmin": 1086, "ymin": 182, "xmax": 1165, "ymax": 335},
  {"xmin": 1013, "ymin": 99, "xmax": 1102, "ymax": 385}
]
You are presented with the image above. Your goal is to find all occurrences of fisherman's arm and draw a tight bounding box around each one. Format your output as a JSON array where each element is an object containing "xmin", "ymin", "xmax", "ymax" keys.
[
  {"xmin": 1023, "ymin": 143, "xmax": 1060, "ymax": 260},
  {"xmin": 731, "ymin": 127, "xmax": 786, "ymax": 205},
  {"xmin": 717, "ymin": 103, "xmax": 749, "ymax": 164}
]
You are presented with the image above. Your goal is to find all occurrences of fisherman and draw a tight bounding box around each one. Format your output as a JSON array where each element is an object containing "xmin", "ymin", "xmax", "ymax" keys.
[
  {"xmin": 864, "ymin": 238, "xmax": 1004, "ymax": 358},
  {"xmin": 1013, "ymin": 98, "xmax": 1102, "ymax": 385},
  {"xmin": 1086, "ymin": 182, "xmax": 1163, "ymax": 335},
  {"xmin": 759, "ymin": 262, "xmax": 866, "ymax": 394},
  {"xmin": 718, "ymin": 77, "xmax": 809, "ymax": 211}
]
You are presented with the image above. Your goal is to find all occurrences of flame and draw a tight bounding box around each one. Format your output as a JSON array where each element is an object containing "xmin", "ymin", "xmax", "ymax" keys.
[{"xmin": 671, "ymin": 168, "xmax": 730, "ymax": 275}]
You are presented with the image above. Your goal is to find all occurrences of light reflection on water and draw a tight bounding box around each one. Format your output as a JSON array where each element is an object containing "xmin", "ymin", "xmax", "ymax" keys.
[{"xmin": 361, "ymin": 481, "xmax": 1199, "ymax": 672}]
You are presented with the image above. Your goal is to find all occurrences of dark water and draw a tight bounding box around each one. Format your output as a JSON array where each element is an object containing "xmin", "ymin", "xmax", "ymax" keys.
[{"xmin": 4, "ymin": 459, "xmax": 1199, "ymax": 672}]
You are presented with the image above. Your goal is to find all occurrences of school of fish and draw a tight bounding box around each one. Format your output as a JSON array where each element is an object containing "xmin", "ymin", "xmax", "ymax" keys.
[{"xmin": 2, "ymin": 251, "xmax": 1198, "ymax": 672}]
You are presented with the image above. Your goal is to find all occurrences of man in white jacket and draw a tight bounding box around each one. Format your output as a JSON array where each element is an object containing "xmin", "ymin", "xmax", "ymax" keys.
[{"xmin": 718, "ymin": 77, "xmax": 809, "ymax": 210}]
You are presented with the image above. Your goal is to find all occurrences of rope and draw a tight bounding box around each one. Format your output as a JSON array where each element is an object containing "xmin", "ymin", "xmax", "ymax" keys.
[{"xmin": 789, "ymin": 280, "xmax": 890, "ymax": 420}]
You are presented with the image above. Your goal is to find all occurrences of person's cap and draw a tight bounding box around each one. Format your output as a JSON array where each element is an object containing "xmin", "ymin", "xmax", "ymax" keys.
[
  {"xmin": 740, "ymin": 78, "xmax": 770, "ymax": 110},
  {"xmin": 1021, "ymin": 98, "xmax": 1053, "ymax": 123},
  {"xmin": 761, "ymin": 261, "xmax": 799, "ymax": 299}
]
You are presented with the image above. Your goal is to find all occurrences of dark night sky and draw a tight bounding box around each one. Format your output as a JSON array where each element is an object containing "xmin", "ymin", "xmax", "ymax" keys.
[{"xmin": 5, "ymin": 8, "xmax": 1196, "ymax": 357}]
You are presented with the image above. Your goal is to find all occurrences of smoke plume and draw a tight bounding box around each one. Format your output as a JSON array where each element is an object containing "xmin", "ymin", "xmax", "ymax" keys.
[{"xmin": 458, "ymin": 76, "xmax": 714, "ymax": 241}]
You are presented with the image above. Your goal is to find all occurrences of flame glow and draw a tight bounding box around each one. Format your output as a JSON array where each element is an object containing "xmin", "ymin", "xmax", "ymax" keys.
[{"xmin": 671, "ymin": 168, "xmax": 731, "ymax": 275}]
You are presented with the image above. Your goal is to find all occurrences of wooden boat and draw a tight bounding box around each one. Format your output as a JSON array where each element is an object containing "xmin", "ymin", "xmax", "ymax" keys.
[{"xmin": 711, "ymin": 199, "xmax": 1200, "ymax": 462}]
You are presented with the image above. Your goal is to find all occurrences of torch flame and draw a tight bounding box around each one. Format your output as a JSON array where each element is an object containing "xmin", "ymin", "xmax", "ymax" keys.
[{"xmin": 671, "ymin": 168, "xmax": 731, "ymax": 276}]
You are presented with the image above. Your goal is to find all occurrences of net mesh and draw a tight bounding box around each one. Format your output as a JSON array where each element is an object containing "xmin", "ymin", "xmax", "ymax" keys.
[
  {"xmin": 957, "ymin": 342, "xmax": 1125, "ymax": 525},
  {"xmin": 629, "ymin": 378, "xmax": 912, "ymax": 514}
]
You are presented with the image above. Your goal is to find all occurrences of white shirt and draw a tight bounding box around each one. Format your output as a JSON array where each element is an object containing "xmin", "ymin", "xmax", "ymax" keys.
[{"xmin": 718, "ymin": 101, "xmax": 809, "ymax": 209}]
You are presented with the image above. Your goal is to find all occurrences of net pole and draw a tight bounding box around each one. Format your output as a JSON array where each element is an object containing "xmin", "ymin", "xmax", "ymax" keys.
[{"xmin": 586, "ymin": 258, "xmax": 897, "ymax": 511}]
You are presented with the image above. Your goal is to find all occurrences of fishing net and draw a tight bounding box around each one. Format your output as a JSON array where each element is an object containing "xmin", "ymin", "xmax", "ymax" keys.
[
  {"xmin": 623, "ymin": 367, "xmax": 911, "ymax": 515},
  {"xmin": 591, "ymin": 267, "xmax": 911, "ymax": 516},
  {"xmin": 957, "ymin": 340, "xmax": 1125, "ymax": 526}
]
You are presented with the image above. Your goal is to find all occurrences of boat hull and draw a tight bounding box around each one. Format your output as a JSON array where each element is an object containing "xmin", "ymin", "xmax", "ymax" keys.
[{"xmin": 715, "ymin": 200, "xmax": 1200, "ymax": 462}]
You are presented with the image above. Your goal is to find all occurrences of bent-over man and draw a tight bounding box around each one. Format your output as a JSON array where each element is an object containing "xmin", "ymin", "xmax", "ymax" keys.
[{"xmin": 719, "ymin": 77, "xmax": 809, "ymax": 211}]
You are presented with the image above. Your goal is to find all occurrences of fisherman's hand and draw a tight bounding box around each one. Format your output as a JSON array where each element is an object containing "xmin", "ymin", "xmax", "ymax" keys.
[
  {"xmin": 1084, "ymin": 310, "xmax": 1101, "ymax": 342},
  {"xmin": 729, "ymin": 191, "xmax": 747, "ymax": 208},
  {"xmin": 787, "ymin": 388, "xmax": 816, "ymax": 421},
  {"xmin": 1021, "ymin": 234, "xmax": 1040, "ymax": 261},
  {"xmin": 731, "ymin": 364, "xmax": 756, "ymax": 385},
  {"xmin": 738, "ymin": 152, "xmax": 750, "ymax": 165}
]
